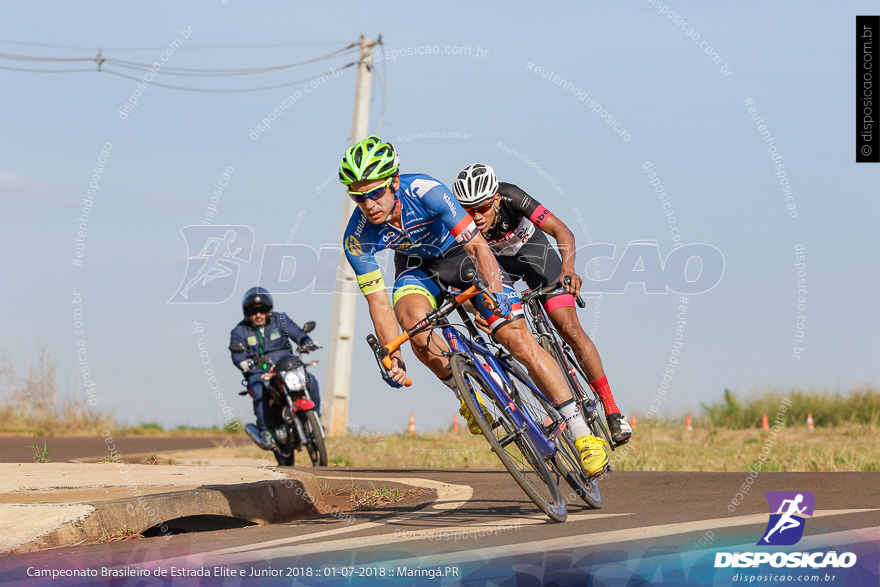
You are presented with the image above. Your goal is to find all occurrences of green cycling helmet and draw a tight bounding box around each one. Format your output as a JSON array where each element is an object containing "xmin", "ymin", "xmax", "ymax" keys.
[{"xmin": 338, "ymin": 135, "xmax": 400, "ymax": 185}]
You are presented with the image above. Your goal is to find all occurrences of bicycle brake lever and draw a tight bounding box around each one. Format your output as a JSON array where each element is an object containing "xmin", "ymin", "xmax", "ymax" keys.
[
  {"xmin": 366, "ymin": 334, "xmax": 412, "ymax": 387},
  {"xmin": 471, "ymin": 276, "xmax": 498, "ymax": 306}
]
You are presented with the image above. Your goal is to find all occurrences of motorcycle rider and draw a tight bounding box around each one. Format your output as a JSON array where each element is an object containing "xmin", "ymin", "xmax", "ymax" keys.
[{"xmin": 230, "ymin": 287, "xmax": 320, "ymax": 449}]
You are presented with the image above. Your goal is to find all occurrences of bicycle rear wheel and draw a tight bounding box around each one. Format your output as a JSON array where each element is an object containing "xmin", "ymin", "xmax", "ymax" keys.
[
  {"xmin": 539, "ymin": 336, "xmax": 614, "ymax": 447},
  {"xmin": 552, "ymin": 429, "xmax": 604, "ymax": 508},
  {"xmin": 559, "ymin": 343, "xmax": 615, "ymax": 446},
  {"xmin": 450, "ymin": 354, "xmax": 567, "ymax": 522}
]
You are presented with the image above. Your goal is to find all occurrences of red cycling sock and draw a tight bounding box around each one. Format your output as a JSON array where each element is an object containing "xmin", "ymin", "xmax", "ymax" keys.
[{"xmin": 590, "ymin": 375, "xmax": 620, "ymax": 415}]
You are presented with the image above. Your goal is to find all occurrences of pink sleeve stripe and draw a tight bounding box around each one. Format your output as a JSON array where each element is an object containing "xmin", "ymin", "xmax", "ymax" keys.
[{"xmin": 529, "ymin": 205, "xmax": 552, "ymax": 227}]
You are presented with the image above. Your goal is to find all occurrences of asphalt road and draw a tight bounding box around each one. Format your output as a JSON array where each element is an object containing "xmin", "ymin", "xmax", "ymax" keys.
[
  {"xmin": 0, "ymin": 435, "xmax": 239, "ymax": 463},
  {"xmin": 2, "ymin": 468, "xmax": 878, "ymax": 585}
]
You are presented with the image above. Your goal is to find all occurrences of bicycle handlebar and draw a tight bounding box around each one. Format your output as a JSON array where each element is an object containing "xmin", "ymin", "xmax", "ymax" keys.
[
  {"xmin": 367, "ymin": 282, "xmax": 490, "ymax": 387},
  {"xmin": 380, "ymin": 332, "xmax": 412, "ymax": 373},
  {"xmin": 520, "ymin": 276, "xmax": 586, "ymax": 308},
  {"xmin": 520, "ymin": 283, "xmax": 564, "ymax": 303}
]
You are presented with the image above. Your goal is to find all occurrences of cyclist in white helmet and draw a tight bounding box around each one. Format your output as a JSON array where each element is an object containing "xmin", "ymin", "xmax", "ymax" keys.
[{"xmin": 453, "ymin": 163, "xmax": 632, "ymax": 445}]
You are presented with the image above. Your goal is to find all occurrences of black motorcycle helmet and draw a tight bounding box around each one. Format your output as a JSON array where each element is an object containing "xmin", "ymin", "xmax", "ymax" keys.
[{"xmin": 242, "ymin": 286, "xmax": 273, "ymax": 318}]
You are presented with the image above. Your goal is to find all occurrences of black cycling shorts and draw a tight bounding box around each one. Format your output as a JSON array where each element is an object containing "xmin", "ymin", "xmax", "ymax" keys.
[
  {"xmin": 494, "ymin": 233, "xmax": 576, "ymax": 313},
  {"xmin": 392, "ymin": 246, "xmax": 524, "ymax": 332}
]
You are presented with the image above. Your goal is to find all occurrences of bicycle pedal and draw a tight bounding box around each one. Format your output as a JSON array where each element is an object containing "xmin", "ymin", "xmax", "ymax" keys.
[{"xmin": 588, "ymin": 463, "xmax": 613, "ymax": 480}]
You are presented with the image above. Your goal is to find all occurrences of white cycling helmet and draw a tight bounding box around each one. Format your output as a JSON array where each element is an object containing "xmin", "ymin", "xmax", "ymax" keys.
[{"xmin": 453, "ymin": 163, "xmax": 499, "ymax": 207}]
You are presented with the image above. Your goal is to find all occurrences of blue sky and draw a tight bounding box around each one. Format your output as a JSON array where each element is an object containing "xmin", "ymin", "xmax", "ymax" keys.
[{"xmin": 2, "ymin": 2, "xmax": 877, "ymax": 433}]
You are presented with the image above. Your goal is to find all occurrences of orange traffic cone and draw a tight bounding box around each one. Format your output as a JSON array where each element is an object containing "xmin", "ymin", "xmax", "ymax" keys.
[
  {"xmin": 452, "ymin": 413, "xmax": 460, "ymax": 434},
  {"xmin": 685, "ymin": 414, "xmax": 693, "ymax": 431},
  {"xmin": 407, "ymin": 413, "xmax": 417, "ymax": 435},
  {"xmin": 807, "ymin": 413, "xmax": 814, "ymax": 432},
  {"xmin": 631, "ymin": 414, "xmax": 637, "ymax": 429},
  {"xmin": 761, "ymin": 414, "xmax": 769, "ymax": 430}
]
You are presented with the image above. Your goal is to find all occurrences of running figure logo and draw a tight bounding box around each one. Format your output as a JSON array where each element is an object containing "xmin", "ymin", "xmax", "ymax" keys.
[
  {"xmin": 168, "ymin": 225, "xmax": 255, "ymax": 304},
  {"xmin": 757, "ymin": 491, "xmax": 816, "ymax": 546}
]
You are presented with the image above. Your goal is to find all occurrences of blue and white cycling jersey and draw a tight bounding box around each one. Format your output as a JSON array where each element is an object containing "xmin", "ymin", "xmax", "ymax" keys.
[{"xmin": 343, "ymin": 173, "xmax": 479, "ymax": 295}]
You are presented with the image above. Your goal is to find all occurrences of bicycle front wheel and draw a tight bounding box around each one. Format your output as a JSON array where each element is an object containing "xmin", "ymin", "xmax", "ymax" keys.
[{"xmin": 450, "ymin": 354, "xmax": 567, "ymax": 522}]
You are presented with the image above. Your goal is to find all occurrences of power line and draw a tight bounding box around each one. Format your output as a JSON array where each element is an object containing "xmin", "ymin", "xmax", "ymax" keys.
[
  {"xmin": 0, "ymin": 51, "xmax": 94, "ymax": 62},
  {"xmin": 0, "ymin": 33, "xmax": 387, "ymax": 94},
  {"xmin": 0, "ymin": 39, "xmax": 357, "ymax": 52},
  {"xmin": 100, "ymin": 44, "xmax": 357, "ymax": 77},
  {"xmin": 0, "ymin": 41, "xmax": 359, "ymax": 91},
  {"xmin": 105, "ymin": 41, "xmax": 357, "ymax": 51},
  {"xmin": 101, "ymin": 62, "xmax": 355, "ymax": 93},
  {"xmin": 0, "ymin": 64, "xmax": 95, "ymax": 73},
  {"xmin": 0, "ymin": 44, "xmax": 356, "ymax": 74}
]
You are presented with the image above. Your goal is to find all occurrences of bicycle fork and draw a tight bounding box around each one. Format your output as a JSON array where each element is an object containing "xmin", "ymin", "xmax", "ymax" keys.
[{"xmin": 446, "ymin": 332, "xmax": 557, "ymax": 461}]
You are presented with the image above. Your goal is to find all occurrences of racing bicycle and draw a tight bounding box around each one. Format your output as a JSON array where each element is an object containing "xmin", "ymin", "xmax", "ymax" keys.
[
  {"xmin": 367, "ymin": 275, "xmax": 598, "ymax": 521},
  {"xmin": 517, "ymin": 278, "xmax": 618, "ymax": 503}
]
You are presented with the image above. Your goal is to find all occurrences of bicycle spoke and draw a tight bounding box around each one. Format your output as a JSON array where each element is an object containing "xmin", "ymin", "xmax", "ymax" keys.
[
  {"xmin": 464, "ymin": 375, "xmax": 552, "ymax": 489},
  {"xmin": 452, "ymin": 355, "xmax": 566, "ymax": 522}
]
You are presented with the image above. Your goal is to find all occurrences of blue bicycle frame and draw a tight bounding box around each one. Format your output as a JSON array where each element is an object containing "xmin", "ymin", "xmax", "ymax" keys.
[{"xmin": 442, "ymin": 324, "xmax": 561, "ymax": 460}]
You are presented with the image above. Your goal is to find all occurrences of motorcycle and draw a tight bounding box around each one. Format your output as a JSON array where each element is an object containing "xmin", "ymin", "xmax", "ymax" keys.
[{"xmin": 228, "ymin": 321, "xmax": 327, "ymax": 467}]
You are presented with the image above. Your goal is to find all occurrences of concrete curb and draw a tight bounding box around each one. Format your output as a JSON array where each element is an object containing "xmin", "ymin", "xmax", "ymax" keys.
[{"xmin": 12, "ymin": 470, "xmax": 322, "ymax": 553}]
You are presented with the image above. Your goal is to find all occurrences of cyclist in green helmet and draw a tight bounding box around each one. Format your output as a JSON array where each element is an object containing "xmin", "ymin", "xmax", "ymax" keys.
[{"xmin": 338, "ymin": 136, "xmax": 610, "ymax": 477}]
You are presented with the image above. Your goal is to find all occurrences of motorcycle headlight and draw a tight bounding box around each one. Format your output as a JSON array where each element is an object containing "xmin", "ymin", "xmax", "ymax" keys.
[{"xmin": 282, "ymin": 367, "xmax": 307, "ymax": 391}]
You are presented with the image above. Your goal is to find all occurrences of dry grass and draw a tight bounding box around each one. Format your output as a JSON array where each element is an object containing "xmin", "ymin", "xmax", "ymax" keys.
[
  {"xmin": 114, "ymin": 422, "xmax": 242, "ymax": 437},
  {"xmin": 0, "ymin": 347, "xmax": 241, "ymax": 436},
  {"xmin": 98, "ymin": 525, "xmax": 140, "ymax": 543},
  {"xmin": 608, "ymin": 422, "xmax": 880, "ymax": 472},
  {"xmin": 338, "ymin": 482, "xmax": 427, "ymax": 510},
  {"xmin": 175, "ymin": 432, "xmax": 503, "ymax": 468},
  {"xmin": 316, "ymin": 423, "xmax": 879, "ymax": 473},
  {"xmin": 325, "ymin": 432, "xmax": 502, "ymax": 469},
  {"xmin": 0, "ymin": 347, "xmax": 116, "ymax": 435},
  {"xmin": 3, "ymin": 348, "xmax": 877, "ymax": 475},
  {"xmin": 142, "ymin": 424, "xmax": 879, "ymax": 473}
]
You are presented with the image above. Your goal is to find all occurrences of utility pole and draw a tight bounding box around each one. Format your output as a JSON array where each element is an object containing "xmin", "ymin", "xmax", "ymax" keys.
[{"xmin": 322, "ymin": 35, "xmax": 376, "ymax": 437}]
